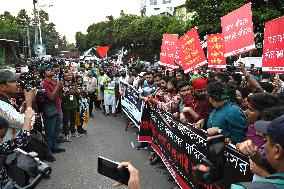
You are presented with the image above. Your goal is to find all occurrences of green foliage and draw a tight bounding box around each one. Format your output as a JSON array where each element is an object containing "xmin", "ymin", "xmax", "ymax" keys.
[
  {"xmin": 79, "ymin": 14, "xmax": 185, "ymax": 61},
  {"xmin": 0, "ymin": 9, "xmax": 68, "ymax": 57},
  {"xmin": 75, "ymin": 32, "xmax": 87, "ymax": 52}
]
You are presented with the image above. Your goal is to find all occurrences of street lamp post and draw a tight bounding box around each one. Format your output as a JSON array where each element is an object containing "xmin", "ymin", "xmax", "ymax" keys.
[
  {"xmin": 26, "ymin": 21, "xmax": 32, "ymax": 58},
  {"xmin": 33, "ymin": 0, "xmax": 39, "ymax": 46},
  {"xmin": 37, "ymin": 9, "xmax": 43, "ymax": 44}
]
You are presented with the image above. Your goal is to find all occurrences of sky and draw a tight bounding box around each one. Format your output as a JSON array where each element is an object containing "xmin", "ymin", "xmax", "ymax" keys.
[{"xmin": 0, "ymin": 0, "xmax": 141, "ymax": 43}]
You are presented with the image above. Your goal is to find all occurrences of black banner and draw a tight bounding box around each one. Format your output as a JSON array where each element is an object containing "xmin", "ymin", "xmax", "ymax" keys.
[
  {"xmin": 144, "ymin": 105, "xmax": 253, "ymax": 189},
  {"xmin": 120, "ymin": 82, "xmax": 144, "ymax": 128},
  {"xmin": 139, "ymin": 103, "xmax": 153, "ymax": 142}
]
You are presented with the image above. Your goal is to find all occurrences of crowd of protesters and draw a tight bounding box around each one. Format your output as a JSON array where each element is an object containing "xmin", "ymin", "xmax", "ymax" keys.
[{"xmin": 0, "ymin": 57, "xmax": 283, "ymax": 189}]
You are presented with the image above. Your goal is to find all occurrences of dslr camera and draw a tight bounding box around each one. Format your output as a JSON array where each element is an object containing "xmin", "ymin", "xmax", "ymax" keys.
[
  {"xmin": 20, "ymin": 72, "xmax": 45, "ymax": 103},
  {"xmin": 194, "ymin": 135, "xmax": 225, "ymax": 184}
]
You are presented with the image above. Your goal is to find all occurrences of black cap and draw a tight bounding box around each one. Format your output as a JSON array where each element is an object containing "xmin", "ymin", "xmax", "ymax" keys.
[
  {"xmin": 0, "ymin": 70, "xmax": 21, "ymax": 83},
  {"xmin": 255, "ymin": 116, "xmax": 284, "ymax": 148},
  {"xmin": 39, "ymin": 63, "xmax": 53, "ymax": 72}
]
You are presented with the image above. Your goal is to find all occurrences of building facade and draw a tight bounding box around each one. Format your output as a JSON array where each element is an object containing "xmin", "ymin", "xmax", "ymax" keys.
[{"xmin": 140, "ymin": 0, "xmax": 186, "ymax": 16}]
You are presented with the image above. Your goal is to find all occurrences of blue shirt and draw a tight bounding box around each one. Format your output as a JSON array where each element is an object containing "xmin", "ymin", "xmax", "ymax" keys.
[
  {"xmin": 141, "ymin": 83, "xmax": 157, "ymax": 97},
  {"xmin": 207, "ymin": 101, "xmax": 247, "ymax": 144}
]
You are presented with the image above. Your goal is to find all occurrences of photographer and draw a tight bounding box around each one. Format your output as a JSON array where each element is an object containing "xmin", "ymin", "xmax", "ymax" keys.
[
  {"xmin": 62, "ymin": 73, "xmax": 80, "ymax": 139},
  {"xmin": 40, "ymin": 63, "xmax": 65, "ymax": 162},
  {"xmin": 117, "ymin": 162, "xmax": 141, "ymax": 189},
  {"xmin": 0, "ymin": 107, "xmax": 35, "ymax": 188},
  {"xmin": 0, "ymin": 70, "xmax": 36, "ymax": 142}
]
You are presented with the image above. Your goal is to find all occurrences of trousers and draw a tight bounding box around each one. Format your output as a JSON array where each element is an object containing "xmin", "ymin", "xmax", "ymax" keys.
[
  {"xmin": 42, "ymin": 114, "xmax": 61, "ymax": 155},
  {"xmin": 62, "ymin": 108, "xmax": 76, "ymax": 135}
]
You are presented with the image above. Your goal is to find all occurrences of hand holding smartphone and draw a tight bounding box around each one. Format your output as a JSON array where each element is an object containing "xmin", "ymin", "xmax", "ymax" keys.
[{"xmin": 97, "ymin": 156, "xmax": 130, "ymax": 186}]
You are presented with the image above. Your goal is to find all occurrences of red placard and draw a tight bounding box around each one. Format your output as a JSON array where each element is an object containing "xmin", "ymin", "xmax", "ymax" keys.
[
  {"xmin": 221, "ymin": 3, "xmax": 255, "ymax": 57},
  {"xmin": 207, "ymin": 34, "xmax": 226, "ymax": 69},
  {"xmin": 160, "ymin": 34, "xmax": 179, "ymax": 69},
  {"xmin": 95, "ymin": 46, "xmax": 110, "ymax": 59},
  {"xmin": 178, "ymin": 28, "xmax": 207, "ymax": 73},
  {"xmin": 262, "ymin": 16, "xmax": 284, "ymax": 73}
]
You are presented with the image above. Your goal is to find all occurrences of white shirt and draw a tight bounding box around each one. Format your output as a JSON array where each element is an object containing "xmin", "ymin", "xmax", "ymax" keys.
[{"xmin": 86, "ymin": 77, "xmax": 97, "ymax": 92}]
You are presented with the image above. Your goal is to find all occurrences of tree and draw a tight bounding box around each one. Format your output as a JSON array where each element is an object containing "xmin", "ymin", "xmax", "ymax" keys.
[
  {"xmin": 124, "ymin": 15, "xmax": 184, "ymax": 61},
  {"xmin": 0, "ymin": 9, "xmax": 65, "ymax": 57},
  {"xmin": 0, "ymin": 11, "xmax": 24, "ymax": 41},
  {"xmin": 112, "ymin": 14, "xmax": 140, "ymax": 50},
  {"xmin": 185, "ymin": 0, "xmax": 284, "ymax": 55},
  {"xmin": 86, "ymin": 21, "xmax": 113, "ymax": 48},
  {"xmin": 17, "ymin": 9, "xmax": 31, "ymax": 24},
  {"xmin": 76, "ymin": 14, "xmax": 185, "ymax": 61},
  {"xmin": 75, "ymin": 32, "xmax": 87, "ymax": 52}
]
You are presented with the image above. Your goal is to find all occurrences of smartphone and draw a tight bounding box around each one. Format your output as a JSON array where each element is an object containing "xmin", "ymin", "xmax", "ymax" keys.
[
  {"xmin": 207, "ymin": 135, "xmax": 225, "ymax": 169},
  {"xmin": 97, "ymin": 156, "xmax": 130, "ymax": 185}
]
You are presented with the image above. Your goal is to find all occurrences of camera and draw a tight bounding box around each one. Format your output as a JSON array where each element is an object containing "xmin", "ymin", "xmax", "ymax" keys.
[
  {"xmin": 193, "ymin": 135, "xmax": 225, "ymax": 184},
  {"xmin": 4, "ymin": 148, "xmax": 52, "ymax": 189},
  {"xmin": 19, "ymin": 72, "xmax": 45, "ymax": 104}
]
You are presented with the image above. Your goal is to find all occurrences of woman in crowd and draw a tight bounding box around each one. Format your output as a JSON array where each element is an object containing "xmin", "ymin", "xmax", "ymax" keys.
[
  {"xmin": 75, "ymin": 75, "xmax": 88, "ymax": 135},
  {"xmin": 237, "ymin": 93, "xmax": 280, "ymax": 180},
  {"xmin": 235, "ymin": 86, "xmax": 251, "ymax": 111}
]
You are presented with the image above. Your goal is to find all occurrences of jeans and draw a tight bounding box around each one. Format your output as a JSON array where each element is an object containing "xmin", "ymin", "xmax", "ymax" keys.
[{"xmin": 42, "ymin": 114, "xmax": 61, "ymax": 155}]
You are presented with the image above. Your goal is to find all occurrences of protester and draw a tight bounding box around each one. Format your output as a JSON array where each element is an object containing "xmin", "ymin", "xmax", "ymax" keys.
[
  {"xmin": 137, "ymin": 71, "xmax": 157, "ymax": 150},
  {"xmin": 139, "ymin": 71, "xmax": 157, "ymax": 101},
  {"xmin": 181, "ymin": 78, "xmax": 211, "ymax": 124},
  {"xmin": 97, "ymin": 69, "xmax": 109, "ymax": 111},
  {"xmin": 103, "ymin": 76, "xmax": 117, "ymax": 116},
  {"xmin": 231, "ymin": 115, "xmax": 284, "ymax": 188},
  {"xmin": 260, "ymin": 72, "xmax": 273, "ymax": 93},
  {"xmin": 244, "ymin": 93, "xmax": 279, "ymax": 147},
  {"xmin": 196, "ymin": 81, "xmax": 247, "ymax": 144},
  {"xmin": 86, "ymin": 69, "xmax": 97, "ymax": 117},
  {"xmin": 149, "ymin": 78, "xmax": 180, "ymax": 114}
]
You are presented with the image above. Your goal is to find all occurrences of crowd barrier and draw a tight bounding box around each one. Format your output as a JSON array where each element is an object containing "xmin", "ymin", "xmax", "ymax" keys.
[{"xmin": 120, "ymin": 82, "xmax": 253, "ymax": 189}]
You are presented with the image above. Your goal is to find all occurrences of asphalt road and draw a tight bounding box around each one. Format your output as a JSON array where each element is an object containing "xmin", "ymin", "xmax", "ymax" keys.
[{"xmin": 38, "ymin": 110, "xmax": 177, "ymax": 189}]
